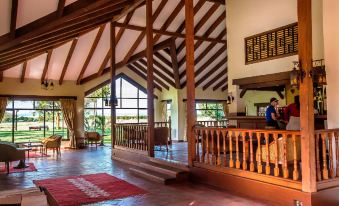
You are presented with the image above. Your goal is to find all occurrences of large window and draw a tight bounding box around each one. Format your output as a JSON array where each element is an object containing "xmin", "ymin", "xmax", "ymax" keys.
[
  {"xmin": 84, "ymin": 75, "xmax": 148, "ymax": 143},
  {"xmin": 0, "ymin": 100, "xmax": 68, "ymax": 143},
  {"xmin": 196, "ymin": 101, "xmax": 225, "ymax": 121}
]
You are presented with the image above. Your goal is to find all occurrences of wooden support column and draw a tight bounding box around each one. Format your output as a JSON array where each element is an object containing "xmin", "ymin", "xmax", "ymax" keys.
[
  {"xmin": 146, "ymin": 0, "xmax": 155, "ymax": 157},
  {"xmin": 110, "ymin": 21, "xmax": 116, "ymax": 149},
  {"xmin": 185, "ymin": 0, "xmax": 196, "ymax": 166},
  {"xmin": 298, "ymin": 0, "xmax": 316, "ymax": 193}
]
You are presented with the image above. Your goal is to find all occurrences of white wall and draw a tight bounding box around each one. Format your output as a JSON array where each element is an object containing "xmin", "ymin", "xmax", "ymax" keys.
[
  {"xmin": 226, "ymin": 0, "xmax": 324, "ymax": 114},
  {"xmin": 323, "ymin": 0, "xmax": 339, "ymax": 129}
]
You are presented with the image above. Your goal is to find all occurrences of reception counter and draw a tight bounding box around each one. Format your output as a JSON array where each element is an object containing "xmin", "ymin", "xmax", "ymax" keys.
[{"xmin": 228, "ymin": 115, "xmax": 327, "ymax": 130}]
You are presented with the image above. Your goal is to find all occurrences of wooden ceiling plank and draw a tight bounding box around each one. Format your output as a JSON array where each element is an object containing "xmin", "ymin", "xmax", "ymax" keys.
[
  {"xmin": 196, "ymin": 56, "xmax": 227, "ymax": 88},
  {"xmin": 221, "ymin": 84, "xmax": 228, "ymax": 91},
  {"xmin": 116, "ymin": 10, "xmax": 134, "ymax": 44},
  {"xmin": 76, "ymin": 25, "xmax": 105, "ymax": 84},
  {"xmin": 57, "ymin": 0, "xmax": 66, "ymax": 18},
  {"xmin": 212, "ymin": 76, "xmax": 228, "ymax": 91},
  {"xmin": 153, "ymin": 59, "xmax": 174, "ymax": 78},
  {"xmin": 153, "ymin": 0, "xmax": 184, "ymax": 44},
  {"xmin": 175, "ymin": 0, "xmax": 205, "ymax": 34},
  {"xmin": 122, "ymin": 0, "xmax": 168, "ymax": 64},
  {"xmin": 97, "ymin": 49, "xmax": 111, "ymax": 77},
  {"xmin": 127, "ymin": 64, "xmax": 163, "ymax": 91},
  {"xmin": 206, "ymin": 0, "xmax": 225, "ymax": 4},
  {"xmin": 202, "ymin": 66, "xmax": 228, "ymax": 90},
  {"xmin": 59, "ymin": 38, "xmax": 78, "ymax": 85},
  {"xmin": 138, "ymin": 59, "xmax": 174, "ymax": 88},
  {"xmin": 10, "ymin": 0, "xmax": 18, "ymax": 39},
  {"xmin": 169, "ymin": 39, "xmax": 180, "ymax": 88},
  {"xmin": 41, "ymin": 50, "xmax": 53, "ymax": 82},
  {"xmin": 20, "ymin": 61, "xmax": 27, "ymax": 83},
  {"xmin": 154, "ymin": 52, "xmax": 172, "ymax": 68}
]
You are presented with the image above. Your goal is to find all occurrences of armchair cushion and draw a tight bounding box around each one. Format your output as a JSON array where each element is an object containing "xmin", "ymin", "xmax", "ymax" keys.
[{"xmin": 0, "ymin": 141, "xmax": 25, "ymax": 162}]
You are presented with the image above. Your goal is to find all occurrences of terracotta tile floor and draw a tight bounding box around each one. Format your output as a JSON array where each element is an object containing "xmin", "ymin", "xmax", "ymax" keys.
[
  {"xmin": 0, "ymin": 146, "xmax": 268, "ymax": 206},
  {"xmin": 154, "ymin": 142, "xmax": 189, "ymax": 164}
]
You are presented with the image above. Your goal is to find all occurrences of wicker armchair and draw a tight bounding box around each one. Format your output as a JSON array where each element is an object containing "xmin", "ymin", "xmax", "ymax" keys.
[
  {"xmin": 0, "ymin": 142, "xmax": 25, "ymax": 174},
  {"xmin": 42, "ymin": 135, "xmax": 62, "ymax": 155},
  {"xmin": 84, "ymin": 132, "xmax": 102, "ymax": 148},
  {"xmin": 154, "ymin": 127, "xmax": 169, "ymax": 152}
]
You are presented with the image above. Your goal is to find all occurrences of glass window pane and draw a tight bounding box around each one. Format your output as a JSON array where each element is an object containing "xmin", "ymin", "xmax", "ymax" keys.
[
  {"xmin": 196, "ymin": 103, "xmax": 206, "ymax": 109},
  {"xmin": 84, "ymin": 109, "xmax": 96, "ymax": 132},
  {"xmin": 45, "ymin": 111, "xmax": 54, "ymax": 137},
  {"xmin": 14, "ymin": 100, "xmax": 34, "ymax": 109},
  {"xmin": 121, "ymin": 79, "xmax": 138, "ymax": 98},
  {"xmin": 35, "ymin": 101, "xmax": 53, "ymax": 109},
  {"xmin": 14, "ymin": 110, "xmax": 45, "ymax": 143},
  {"xmin": 54, "ymin": 111, "xmax": 68, "ymax": 139},
  {"xmin": 116, "ymin": 78, "xmax": 121, "ymax": 98},
  {"xmin": 121, "ymin": 99, "xmax": 137, "ymax": 108},
  {"xmin": 116, "ymin": 109, "xmax": 138, "ymax": 123},
  {"xmin": 139, "ymin": 90, "xmax": 147, "ymax": 98},
  {"xmin": 6, "ymin": 101, "xmax": 13, "ymax": 109},
  {"xmin": 138, "ymin": 109, "xmax": 147, "ymax": 123},
  {"xmin": 216, "ymin": 103, "xmax": 223, "ymax": 110},
  {"xmin": 103, "ymin": 109, "xmax": 111, "ymax": 143},
  {"xmin": 0, "ymin": 110, "xmax": 13, "ymax": 142},
  {"xmin": 139, "ymin": 99, "xmax": 147, "ymax": 108}
]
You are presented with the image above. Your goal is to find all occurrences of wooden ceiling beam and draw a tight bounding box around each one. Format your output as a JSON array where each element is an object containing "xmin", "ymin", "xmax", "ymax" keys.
[
  {"xmin": 153, "ymin": 59, "xmax": 174, "ymax": 79},
  {"xmin": 57, "ymin": 0, "xmax": 66, "ymax": 18},
  {"xmin": 169, "ymin": 39, "xmax": 180, "ymax": 88},
  {"xmin": 114, "ymin": 23, "xmax": 225, "ymax": 43},
  {"xmin": 154, "ymin": 52, "xmax": 172, "ymax": 68},
  {"xmin": 122, "ymin": 0, "xmax": 168, "ymax": 65},
  {"xmin": 81, "ymin": 38, "xmax": 172, "ymax": 84},
  {"xmin": 59, "ymin": 38, "xmax": 78, "ymax": 85},
  {"xmin": 127, "ymin": 64, "xmax": 163, "ymax": 91},
  {"xmin": 138, "ymin": 59, "xmax": 175, "ymax": 88},
  {"xmin": 153, "ymin": 0, "xmax": 184, "ymax": 44},
  {"xmin": 10, "ymin": 0, "xmax": 18, "ymax": 39},
  {"xmin": 41, "ymin": 50, "xmax": 53, "ymax": 82},
  {"xmin": 212, "ymin": 76, "xmax": 228, "ymax": 91},
  {"xmin": 221, "ymin": 84, "xmax": 228, "ymax": 91},
  {"xmin": 206, "ymin": 0, "xmax": 225, "ymax": 4},
  {"xmin": 20, "ymin": 61, "xmax": 27, "ymax": 83},
  {"xmin": 176, "ymin": 0, "xmax": 205, "ymax": 35},
  {"xmin": 176, "ymin": 3, "xmax": 219, "ymax": 54},
  {"xmin": 196, "ymin": 55, "xmax": 227, "ymax": 88},
  {"xmin": 0, "ymin": 72, "xmax": 3, "ymax": 82},
  {"xmin": 77, "ymin": 25, "xmax": 105, "ymax": 84},
  {"xmin": 202, "ymin": 67, "xmax": 228, "ymax": 90}
]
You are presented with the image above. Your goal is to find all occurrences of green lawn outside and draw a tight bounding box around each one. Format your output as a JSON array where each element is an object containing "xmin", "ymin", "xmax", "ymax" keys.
[{"xmin": 0, "ymin": 129, "xmax": 68, "ymax": 143}]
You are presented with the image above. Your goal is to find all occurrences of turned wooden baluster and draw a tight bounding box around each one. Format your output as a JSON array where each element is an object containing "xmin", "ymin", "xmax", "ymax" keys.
[
  {"xmin": 196, "ymin": 129, "xmax": 200, "ymax": 162},
  {"xmin": 264, "ymin": 132, "xmax": 270, "ymax": 175},
  {"xmin": 321, "ymin": 133, "xmax": 329, "ymax": 180},
  {"xmin": 273, "ymin": 133, "xmax": 279, "ymax": 177},
  {"xmin": 205, "ymin": 129, "xmax": 210, "ymax": 165},
  {"xmin": 229, "ymin": 130, "xmax": 234, "ymax": 168},
  {"xmin": 242, "ymin": 132, "xmax": 248, "ymax": 170},
  {"xmin": 200, "ymin": 129, "xmax": 205, "ymax": 163},
  {"xmin": 211, "ymin": 130, "xmax": 216, "ymax": 165},
  {"xmin": 223, "ymin": 131, "xmax": 227, "ymax": 167},
  {"xmin": 335, "ymin": 132, "xmax": 339, "ymax": 178},
  {"xmin": 257, "ymin": 133, "xmax": 263, "ymax": 174},
  {"xmin": 235, "ymin": 131, "xmax": 241, "ymax": 169},
  {"xmin": 293, "ymin": 134, "xmax": 299, "ymax": 180},
  {"xmin": 329, "ymin": 132, "xmax": 334, "ymax": 178},
  {"xmin": 249, "ymin": 131, "xmax": 255, "ymax": 172},
  {"xmin": 217, "ymin": 130, "xmax": 221, "ymax": 166},
  {"xmin": 282, "ymin": 134, "xmax": 289, "ymax": 179},
  {"xmin": 315, "ymin": 133, "xmax": 322, "ymax": 181}
]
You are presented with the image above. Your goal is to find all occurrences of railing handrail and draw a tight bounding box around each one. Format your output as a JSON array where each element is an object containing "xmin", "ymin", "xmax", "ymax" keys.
[
  {"xmin": 193, "ymin": 127, "xmax": 301, "ymax": 135},
  {"xmin": 314, "ymin": 128, "xmax": 339, "ymax": 133}
]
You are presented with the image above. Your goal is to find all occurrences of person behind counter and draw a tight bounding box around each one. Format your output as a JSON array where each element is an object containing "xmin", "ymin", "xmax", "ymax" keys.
[
  {"xmin": 284, "ymin": 95, "xmax": 300, "ymax": 130},
  {"xmin": 265, "ymin": 97, "xmax": 280, "ymax": 129}
]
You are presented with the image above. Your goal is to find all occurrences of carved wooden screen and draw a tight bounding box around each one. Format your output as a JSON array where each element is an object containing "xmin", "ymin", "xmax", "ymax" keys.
[{"xmin": 245, "ymin": 23, "xmax": 298, "ymax": 64}]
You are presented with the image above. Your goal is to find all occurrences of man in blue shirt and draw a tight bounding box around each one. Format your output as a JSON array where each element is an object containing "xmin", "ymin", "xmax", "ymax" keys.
[{"xmin": 265, "ymin": 97, "xmax": 280, "ymax": 129}]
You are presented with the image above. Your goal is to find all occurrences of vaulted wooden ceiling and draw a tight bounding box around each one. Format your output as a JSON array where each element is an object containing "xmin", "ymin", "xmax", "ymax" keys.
[{"xmin": 0, "ymin": 0, "xmax": 227, "ymax": 92}]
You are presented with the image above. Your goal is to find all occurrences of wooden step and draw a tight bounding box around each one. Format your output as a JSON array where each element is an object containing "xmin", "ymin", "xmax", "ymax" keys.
[
  {"xmin": 149, "ymin": 158, "xmax": 189, "ymax": 172},
  {"xmin": 129, "ymin": 167, "xmax": 177, "ymax": 185},
  {"xmin": 139, "ymin": 161, "xmax": 186, "ymax": 177}
]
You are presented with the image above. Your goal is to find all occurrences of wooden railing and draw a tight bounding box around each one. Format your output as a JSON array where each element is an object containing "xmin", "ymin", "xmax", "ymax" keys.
[
  {"xmin": 197, "ymin": 120, "xmax": 228, "ymax": 128},
  {"xmin": 193, "ymin": 127, "xmax": 302, "ymax": 189},
  {"xmin": 315, "ymin": 129, "xmax": 339, "ymax": 190},
  {"xmin": 115, "ymin": 124, "xmax": 148, "ymax": 151}
]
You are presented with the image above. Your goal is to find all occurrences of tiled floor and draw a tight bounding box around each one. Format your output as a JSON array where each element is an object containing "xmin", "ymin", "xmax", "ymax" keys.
[
  {"xmin": 154, "ymin": 142, "xmax": 188, "ymax": 164},
  {"xmin": 0, "ymin": 146, "xmax": 268, "ymax": 206}
]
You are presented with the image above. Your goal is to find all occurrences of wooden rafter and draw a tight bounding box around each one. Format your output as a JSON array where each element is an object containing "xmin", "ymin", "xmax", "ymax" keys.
[
  {"xmin": 169, "ymin": 39, "xmax": 180, "ymax": 88},
  {"xmin": 153, "ymin": 0, "xmax": 184, "ymax": 44},
  {"xmin": 0, "ymin": 72, "xmax": 3, "ymax": 82},
  {"xmin": 57, "ymin": 0, "xmax": 66, "ymax": 18},
  {"xmin": 114, "ymin": 23, "xmax": 225, "ymax": 43},
  {"xmin": 138, "ymin": 59, "xmax": 175, "ymax": 88},
  {"xmin": 202, "ymin": 66, "xmax": 228, "ymax": 90},
  {"xmin": 20, "ymin": 61, "xmax": 27, "ymax": 83},
  {"xmin": 122, "ymin": 0, "xmax": 168, "ymax": 65},
  {"xmin": 176, "ymin": 3, "xmax": 219, "ymax": 54},
  {"xmin": 59, "ymin": 38, "xmax": 78, "ymax": 85},
  {"xmin": 196, "ymin": 55, "xmax": 227, "ymax": 88},
  {"xmin": 153, "ymin": 59, "xmax": 174, "ymax": 79},
  {"xmin": 77, "ymin": 25, "xmax": 105, "ymax": 84},
  {"xmin": 154, "ymin": 52, "xmax": 172, "ymax": 68},
  {"xmin": 10, "ymin": 0, "xmax": 18, "ymax": 39},
  {"xmin": 41, "ymin": 50, "xmax": 53, "ymax": 82},
  {"xmin": 207, "ymin": 0, "xmax": 225, "ymax": 4},
  {"xmin": 127, "ymin": 64, "xmax": 162, "ymax": 91},
  {"xmin": 212, "ymin": 76, "xmax": 228, "ymax": 91},
  {"xmin": 221, "ymin": 84, "xmax": 228, "ymax": 91}
]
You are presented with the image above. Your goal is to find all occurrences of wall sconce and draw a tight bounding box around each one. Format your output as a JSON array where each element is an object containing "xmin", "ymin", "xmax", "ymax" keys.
[
  {"xmin": 290, "ymin": 59, "xmax": 326, "ymax": 88},
  {"xmin": 227, "ymin": 93, "xmax": 234, "ymax": 104},
  {"xmin": 290, "ymin": 61, "xmax": 305, "ymax": 88},
  {"xmin": 41, "ymin": 80, "xmax": 54, "ymax": 90}
]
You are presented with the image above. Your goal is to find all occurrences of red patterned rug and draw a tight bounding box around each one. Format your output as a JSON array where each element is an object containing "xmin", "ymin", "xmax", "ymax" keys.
[
  {"xmin": 26, "ymin": 153, "xmax": 50, "ymax": 158},
  {"xmin": 34, "ymin": 173, "xmax": 146, "ymax": 206},
  {"xmin": 0, "ymin": 163, "xmax": 37, "ymax": 174}
]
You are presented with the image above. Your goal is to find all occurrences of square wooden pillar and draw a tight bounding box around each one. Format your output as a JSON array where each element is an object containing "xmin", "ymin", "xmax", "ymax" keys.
[
  {"xmin": 110, "ymin": 21, "xmax": 116, "ymax": 149},
  {"xmin": 185, "ymin": 0, "xmax": 196, "ymax": 167},
  {"xmin": 298, "ymin": 0, "xmax": 317, "ymax": 193}
]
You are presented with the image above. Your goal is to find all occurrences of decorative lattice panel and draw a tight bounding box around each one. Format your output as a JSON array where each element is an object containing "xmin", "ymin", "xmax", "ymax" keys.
[{"xmin": 245, "ymin": 23, "xmax": 298, "ymax": 64}]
